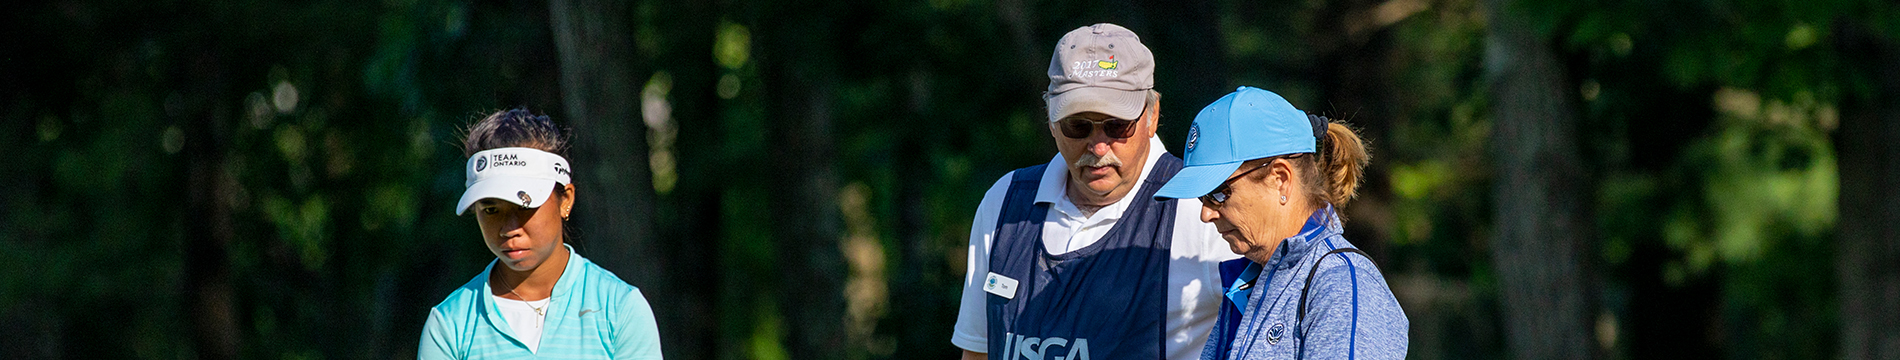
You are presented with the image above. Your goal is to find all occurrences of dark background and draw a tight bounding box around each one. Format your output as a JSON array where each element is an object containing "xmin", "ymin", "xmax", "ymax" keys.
[{"xmin": 4, "ymin": 0, "xmax": 1899, "ymax": 359}]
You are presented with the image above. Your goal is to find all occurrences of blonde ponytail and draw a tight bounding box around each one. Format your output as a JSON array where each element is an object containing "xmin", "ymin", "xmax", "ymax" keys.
[
  {"xmin": 1295, "ymin": 119, "xmax": 1371, "ymax": 212},
  {"xmin": 1321, "ymin": 122, "xmax": 1369, "ymax": 207}
]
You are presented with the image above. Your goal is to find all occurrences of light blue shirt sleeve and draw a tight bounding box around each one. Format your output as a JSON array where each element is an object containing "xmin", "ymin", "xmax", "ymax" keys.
[
  {"xmin": 612, "ymin": 288, "xmax": 665, "ymax": 359},
  {"xmin": 418, "ymin": 307, "xmax": 460, "ymax": 360},
  {"xmin": 1299, "ymin": 255, "xmax": 1408, "ymax": 360}
]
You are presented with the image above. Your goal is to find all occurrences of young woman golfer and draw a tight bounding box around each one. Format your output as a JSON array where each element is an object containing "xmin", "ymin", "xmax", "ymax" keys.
[{"xmin": 418, "ymin": 109, "xmax": 663, "ymax": 359}]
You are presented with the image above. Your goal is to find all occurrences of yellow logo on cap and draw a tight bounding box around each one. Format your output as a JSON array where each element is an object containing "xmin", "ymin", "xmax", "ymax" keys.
[{"xmin": 1097, "ymin": 55, "xmax": 1118, "ymax": 70}]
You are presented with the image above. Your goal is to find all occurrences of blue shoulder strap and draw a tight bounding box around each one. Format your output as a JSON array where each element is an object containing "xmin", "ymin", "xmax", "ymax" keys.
[{"xmin": 1296, "ymin": 247, "xmax": 1371, "ymax": 359}]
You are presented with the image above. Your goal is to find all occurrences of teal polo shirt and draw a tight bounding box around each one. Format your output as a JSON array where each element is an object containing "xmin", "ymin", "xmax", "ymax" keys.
[{"xmin": 419, "ymin": 245, "xmax": 663, "ymax": 359}]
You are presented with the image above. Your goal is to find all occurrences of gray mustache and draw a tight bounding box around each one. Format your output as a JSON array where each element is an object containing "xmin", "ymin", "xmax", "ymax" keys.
[{"xmin": 1074, "ymin": 151, "xmax": 1124, "ymax": 169}]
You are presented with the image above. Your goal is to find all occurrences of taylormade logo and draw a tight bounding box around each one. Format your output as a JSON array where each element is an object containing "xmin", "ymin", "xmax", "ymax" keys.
[{"xmin": 1002, "ymin": 333, "xmax": 1090, "ymax": 360}]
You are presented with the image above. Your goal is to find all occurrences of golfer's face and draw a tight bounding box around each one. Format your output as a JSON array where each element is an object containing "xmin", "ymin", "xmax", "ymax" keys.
[
  {"xmin": 472, "ymin": 187, "xmax": 566, "ymax": 272},
  {"xmin": 1199, "ymin": 161, "xmax": 1283, "ymax": 264}
]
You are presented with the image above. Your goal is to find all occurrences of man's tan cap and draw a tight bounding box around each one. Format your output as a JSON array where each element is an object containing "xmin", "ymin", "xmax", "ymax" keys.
[{"xmin": 1044, "ymin": 23, "xmax": 1155, "ymax": 122}]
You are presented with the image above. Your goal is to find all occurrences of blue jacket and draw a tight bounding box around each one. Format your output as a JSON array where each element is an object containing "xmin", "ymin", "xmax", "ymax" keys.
[{"xmin": 1202, "ymin": 207, "xmax": 1408, "ymax": 360}]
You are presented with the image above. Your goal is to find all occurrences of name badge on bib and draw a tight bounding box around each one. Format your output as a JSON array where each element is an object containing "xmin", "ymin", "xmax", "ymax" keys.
[{"xmin": 984, "ymin": 272, "xmax": 1020, "ymax": 299}]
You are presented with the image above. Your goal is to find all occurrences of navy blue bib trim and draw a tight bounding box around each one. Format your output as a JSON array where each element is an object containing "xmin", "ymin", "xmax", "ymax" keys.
[{"xmin": 986, "ymin": 154, "xmax": 1184, "ymax": 359}]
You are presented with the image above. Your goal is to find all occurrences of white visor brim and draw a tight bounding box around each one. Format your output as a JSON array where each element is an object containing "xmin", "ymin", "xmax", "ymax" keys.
[{"xmin": 455, "ymin": 177, "xmax": 561, "ymax": 215}]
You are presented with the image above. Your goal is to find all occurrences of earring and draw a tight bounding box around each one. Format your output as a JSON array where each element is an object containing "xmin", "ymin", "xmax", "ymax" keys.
[{"xmin": 1281, "ymin": 195, "xmax": 1288, "ymax": 204}]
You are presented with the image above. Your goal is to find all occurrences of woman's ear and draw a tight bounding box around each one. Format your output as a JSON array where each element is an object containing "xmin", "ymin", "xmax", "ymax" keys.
[
  {"xmin": 1269, "ymin": 159, "xmax": 1295, "ymax": 199},
  {"xmin": 560, "ymin": 184, "xmax": 576, "ymax": 220}
]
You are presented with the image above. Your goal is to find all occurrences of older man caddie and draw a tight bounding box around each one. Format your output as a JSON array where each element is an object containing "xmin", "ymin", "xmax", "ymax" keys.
[{"xmin": 952, "ymin": 23, "xmax": 1240, "ymax": 360}]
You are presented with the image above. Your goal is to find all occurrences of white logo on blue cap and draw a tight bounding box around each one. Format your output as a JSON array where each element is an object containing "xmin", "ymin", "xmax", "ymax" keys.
[{"xmin": 1186, "ymin": 124, "xmax": 1201, "ymax": 153}]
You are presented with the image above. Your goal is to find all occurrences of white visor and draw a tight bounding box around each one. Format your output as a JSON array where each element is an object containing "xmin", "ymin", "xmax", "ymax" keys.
[{"xmin": 455, "ymin": 147, "xmax": 572, "ymax": 215}]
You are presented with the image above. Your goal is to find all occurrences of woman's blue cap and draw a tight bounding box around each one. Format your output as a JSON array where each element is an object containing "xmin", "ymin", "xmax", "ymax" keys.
[{"xmin": 1155, "ymin": 86, "xmax": 1315, "ymax": 200}]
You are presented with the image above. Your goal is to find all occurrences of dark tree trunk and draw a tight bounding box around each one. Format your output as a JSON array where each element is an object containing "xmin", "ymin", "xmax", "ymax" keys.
[
  {"xmin": 1482, "ymin": 0, "xmax": 1596, "ymax": 358},
  {"xmin": 759, "ymin": 5, "xmax": 847, "ymax": 358},
  {"xmin": 547, "ymin": 0, "xmax": 661, "ymax": 291},
  {"xmin": 182, "ymin": 55, "xmax": 240, "ymax": 360},
  {"xmin": 1835, "ymin": 19, "xmax": 1900, "ymax": 360},
  {"xmin": 648, "ymin": 1, "xmax": 724, "ymax": 358},
  {"xmin": 890, "ymin": 66, "xmax": 947, "ymax": 354}
]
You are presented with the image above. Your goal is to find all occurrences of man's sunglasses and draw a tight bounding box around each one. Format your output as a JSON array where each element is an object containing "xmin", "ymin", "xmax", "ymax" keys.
[
  {"xmin": 1199, "ymin": 154, "xmax": 1303, "ymax": 207},
  {"xmin": 1057, "ymin": 113, "xmax": 1142, "ymax": 139}
]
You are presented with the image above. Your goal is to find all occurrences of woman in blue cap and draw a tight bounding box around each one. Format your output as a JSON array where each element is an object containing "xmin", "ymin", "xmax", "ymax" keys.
[
  {"xmin": 1154, "ymin": 87, "xmax": 1408, "ymax": 360},
  {"xmin": 418, "ymin": 108, "xmax": 663, "ymax": 359}
]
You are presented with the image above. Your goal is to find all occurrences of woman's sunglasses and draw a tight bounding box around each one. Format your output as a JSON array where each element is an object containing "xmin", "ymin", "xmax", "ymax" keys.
[
  {"xmin": 1057, "ymin": 112, "xmax": 1142, "ymax": 139},
  {"xmin": 1199, "ymin": 154, "xmax": 1303, "ymax": 207}
]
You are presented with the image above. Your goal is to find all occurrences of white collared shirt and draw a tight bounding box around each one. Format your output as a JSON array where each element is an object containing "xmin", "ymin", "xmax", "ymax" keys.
[{"xmin": 952, "ymin": 137, "xmax": 1243, "ymax": 360}]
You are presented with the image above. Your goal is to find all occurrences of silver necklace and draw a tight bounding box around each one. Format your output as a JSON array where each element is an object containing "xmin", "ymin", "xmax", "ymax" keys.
[{"xmin": 508, "ymin": 287, "xmax": 548, "ymax": 328}]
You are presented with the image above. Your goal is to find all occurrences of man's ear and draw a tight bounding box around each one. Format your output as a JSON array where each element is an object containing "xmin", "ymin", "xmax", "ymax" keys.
[{"xmin": 1145, "ymin": 101, "xmax": 1162, "ymax": 134}]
